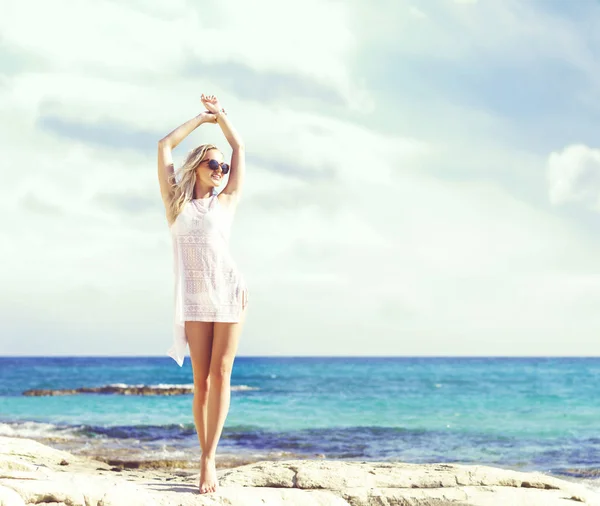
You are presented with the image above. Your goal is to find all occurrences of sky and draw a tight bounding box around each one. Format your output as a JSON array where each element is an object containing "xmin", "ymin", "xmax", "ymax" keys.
[{"xmin": 2, "ymin": 0, "xmax": 600, "ymax": 357}]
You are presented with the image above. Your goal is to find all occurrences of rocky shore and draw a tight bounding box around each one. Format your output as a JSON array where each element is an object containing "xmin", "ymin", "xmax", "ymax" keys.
[{"xmin": 1, "ymin": 435, "xmax": 599, "ymax": 506}]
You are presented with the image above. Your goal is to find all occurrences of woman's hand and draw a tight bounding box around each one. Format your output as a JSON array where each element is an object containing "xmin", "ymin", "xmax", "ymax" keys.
[
  {"xmin": 199, "ymin": 110, "xmax": 217, "ymax": 124},
  {"xmin": 201, "ymin": 93, "xmax": 223, "ymax": 115},
  {"xmin": 203, "ymin": 93, "xmax": 242, "ymax": 150}
]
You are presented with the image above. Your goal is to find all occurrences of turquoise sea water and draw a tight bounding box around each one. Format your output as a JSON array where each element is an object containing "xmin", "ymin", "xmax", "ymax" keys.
[{"xmin": 1, "ymin": 356, "xmax": 599, "ymax": 485}]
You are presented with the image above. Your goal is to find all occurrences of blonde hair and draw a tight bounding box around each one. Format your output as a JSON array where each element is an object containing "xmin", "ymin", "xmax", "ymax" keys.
[{"xmin": 168, "ymin": 143, "xmax": 220, "ymax": 222}]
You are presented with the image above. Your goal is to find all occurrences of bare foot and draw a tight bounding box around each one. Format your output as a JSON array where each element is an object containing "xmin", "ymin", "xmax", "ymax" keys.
[{"xmin": 199, "ymin": 455, "xmax": 218, "ymax": 494}]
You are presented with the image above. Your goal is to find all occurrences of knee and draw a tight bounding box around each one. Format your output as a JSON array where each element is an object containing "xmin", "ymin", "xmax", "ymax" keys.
[
  {"xmin": 209, "ymin": 363, "xmax": 233, "ymax": 384},
  {"xmin": 193, "ymin": 379, "xmax": 210, "ymax": 399}
]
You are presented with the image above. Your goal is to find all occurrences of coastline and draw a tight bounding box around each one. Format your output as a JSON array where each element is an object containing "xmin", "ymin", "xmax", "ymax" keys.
[{"xmin": 2, "ymin": 435, "xmax": 600, "ymax": 506}]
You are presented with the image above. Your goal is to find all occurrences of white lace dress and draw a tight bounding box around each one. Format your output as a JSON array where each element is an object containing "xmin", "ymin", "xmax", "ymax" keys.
[{"xmin": 167, "ymin": 192, "xmax": 248, "ymax": 366}]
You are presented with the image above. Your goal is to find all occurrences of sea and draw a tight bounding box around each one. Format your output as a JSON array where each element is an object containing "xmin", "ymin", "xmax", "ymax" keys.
[{"xmin": 1, "ymin": 356, "xmax": 599, "ymax": 491}]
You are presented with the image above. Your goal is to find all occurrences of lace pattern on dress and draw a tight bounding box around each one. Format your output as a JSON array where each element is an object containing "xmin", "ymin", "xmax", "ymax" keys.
[{"xmin": 166, "ymin": 194, "xmax": 248, "ymax": 366}]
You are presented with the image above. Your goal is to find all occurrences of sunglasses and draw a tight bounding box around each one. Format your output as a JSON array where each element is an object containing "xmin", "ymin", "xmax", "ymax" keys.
[{"xmin": 204, "ymin": 159, "xmax": 230, "ymax": 175}]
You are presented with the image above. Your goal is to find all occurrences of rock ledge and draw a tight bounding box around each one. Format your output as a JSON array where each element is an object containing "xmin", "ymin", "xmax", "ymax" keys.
[{"xmin": 1, "ymin": 436, "xmax": 599, "ymax": 506}]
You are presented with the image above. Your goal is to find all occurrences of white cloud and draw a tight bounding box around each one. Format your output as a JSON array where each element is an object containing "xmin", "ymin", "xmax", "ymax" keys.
[
  {"xmin": 2, "ymin": 0, "xmax": 600, "ymax": 357},
  {"xmin": 191, "ymin": 0, "xmax": 356, "ymax": 89},
  {"xmin": 408, "ymin": 6, "xmax": 427, "ymax": 19},
  {"xmin": 547, "ymin": 144, "xmax": 600, "ymax": 211},
  {"xmin": 0, "ymin": 0, "xmax": 188, "ymax": 72},
  {"xmin": 0, "ymin": 0, "xmax": 366, "ymax": 108},
  {"xmin": 358, "ymin": 0, "xmax": 599, "ymax": 87}
]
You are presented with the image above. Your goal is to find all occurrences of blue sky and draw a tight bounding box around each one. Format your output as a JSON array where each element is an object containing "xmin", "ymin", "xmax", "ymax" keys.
[{"xmin": 2, "ymin": 0, "xmax": 600, "ymax": 357}]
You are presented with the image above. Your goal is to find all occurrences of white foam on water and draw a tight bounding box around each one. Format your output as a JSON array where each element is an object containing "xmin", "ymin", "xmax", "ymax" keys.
[
  {"xmin": 0, "ymin": 421, "xmax": 82, "ymax": 440},
  {"xmin": 107, "ymin": 383, "xmax": 194, "ymax": 389},
  {"xmin": 231, "ymin": 385, "xmax": 260, "ymax": 391}
]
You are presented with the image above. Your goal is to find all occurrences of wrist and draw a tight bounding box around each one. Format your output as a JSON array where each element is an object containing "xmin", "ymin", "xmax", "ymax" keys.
[{"xmin": 215, "ymin": 108, "xmax": 227, "ymax": 120}]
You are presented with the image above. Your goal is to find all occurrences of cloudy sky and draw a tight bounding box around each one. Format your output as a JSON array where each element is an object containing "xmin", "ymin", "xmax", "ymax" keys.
[{"xmin": 2, "ymin": 0, "xmax": 600, "ymax": 357}]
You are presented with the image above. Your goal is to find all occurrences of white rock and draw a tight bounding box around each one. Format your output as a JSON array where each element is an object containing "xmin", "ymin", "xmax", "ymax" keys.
[
  {"xmin": 0, "ymin": 484, "xmax": 25, "ymax": 506},
  {"xmin": 1, "ymin": 436, "xmax": 599, "ymax": 506}
]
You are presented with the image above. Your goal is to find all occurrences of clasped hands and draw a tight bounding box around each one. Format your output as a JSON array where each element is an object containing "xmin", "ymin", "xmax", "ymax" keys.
[{"xmin": 200, "ymin": 93, "xmax": 226, "ymax": 124}]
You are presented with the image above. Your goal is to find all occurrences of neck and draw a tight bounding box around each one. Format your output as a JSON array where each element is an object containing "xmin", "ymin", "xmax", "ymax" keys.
[{"xmin": 193, "ymin": 183, "xmax": 215, "ymax": 199}]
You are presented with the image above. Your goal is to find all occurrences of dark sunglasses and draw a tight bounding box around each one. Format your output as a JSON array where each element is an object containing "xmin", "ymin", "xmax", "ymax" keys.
[{"xmin": 204, "ymin": 159, "xmax": 230, "ymax": 174}]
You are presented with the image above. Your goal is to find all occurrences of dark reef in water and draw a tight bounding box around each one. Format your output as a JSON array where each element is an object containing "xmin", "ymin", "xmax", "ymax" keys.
[
  {"xmin": 21, "ymin": 384, "xmax": 258, "ymax": 396},
  {"xmin": 559, "ymin": 468, "xmax": 600, "ymax": 478},
  {"xmin": 22, "ymin": 385, "xmax": 194, "ymax": 396}
]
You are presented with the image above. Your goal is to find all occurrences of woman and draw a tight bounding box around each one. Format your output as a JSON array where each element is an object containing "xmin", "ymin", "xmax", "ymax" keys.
[{"xmin": 157, "ymin": 93, "xmax": 248, "ymax": 494}]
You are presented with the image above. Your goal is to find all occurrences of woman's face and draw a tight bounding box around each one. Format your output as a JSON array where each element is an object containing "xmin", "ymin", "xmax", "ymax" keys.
[{"xmin": 196, "ymin": 149, "xmax": 225, "ymax": 188}]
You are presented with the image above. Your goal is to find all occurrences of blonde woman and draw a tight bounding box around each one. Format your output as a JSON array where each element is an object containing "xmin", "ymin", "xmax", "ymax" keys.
[{"xmin": 157, "ymin": 93, "xmax": 248, "ymax": 494}]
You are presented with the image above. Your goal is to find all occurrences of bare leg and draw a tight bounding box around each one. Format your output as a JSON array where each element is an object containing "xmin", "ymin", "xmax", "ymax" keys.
[
  {"xmin": 186, "ymin": 321, "xmax": 213, "ymax": 478},
  {"xmin": 202, "ymin": 306, "xmax": 248, "ymax": 493}
]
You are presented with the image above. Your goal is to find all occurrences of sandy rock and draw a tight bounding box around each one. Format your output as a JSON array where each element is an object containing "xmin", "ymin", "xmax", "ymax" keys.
[
  {"xmin": 218, "ymin": 460, "xmax": 600, "ymax": 506},
  {"xmin": 1, "ymin": 436, "xmax": 599, "ymax": 506},
  {"xmin": 4, "ymin": 478, "xmax": 88, "ymax": 505},
  {"xmin": 0, "ymin": 484, "xmax": 25, "ymax": 506},
  {"xmin": 0, "ymin": 457, "xmax": 37, "ymax": 474},
  {"xmin": 2, "ymin": 473, "xmax": 155, "ymax": 506}
]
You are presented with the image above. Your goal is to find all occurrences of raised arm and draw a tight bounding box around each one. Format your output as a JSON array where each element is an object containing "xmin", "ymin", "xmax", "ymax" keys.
[
  {"xmin": 201, "ymin": 94, "xmax": 246, "ymax": 201},
  {"xmin": 157, "ymin": 111, "xmax": 216, "ymax": 223}
]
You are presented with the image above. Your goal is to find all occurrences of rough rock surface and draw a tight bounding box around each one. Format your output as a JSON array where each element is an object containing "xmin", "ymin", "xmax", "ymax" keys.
[{"xmin": 1, "ymin": 435, "xmax": 599, "ymax": 506}]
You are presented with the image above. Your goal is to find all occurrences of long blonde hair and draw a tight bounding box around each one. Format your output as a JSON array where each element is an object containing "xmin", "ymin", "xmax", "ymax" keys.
[{"xmin": 168, "ymin": 143, "xmax": 220, "ymax": 222}]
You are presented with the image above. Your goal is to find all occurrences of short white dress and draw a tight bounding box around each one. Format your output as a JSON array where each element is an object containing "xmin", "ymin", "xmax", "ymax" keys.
[{"xmin": 167, "ymin": 192, "xmax": 249, "ymax": 366}]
